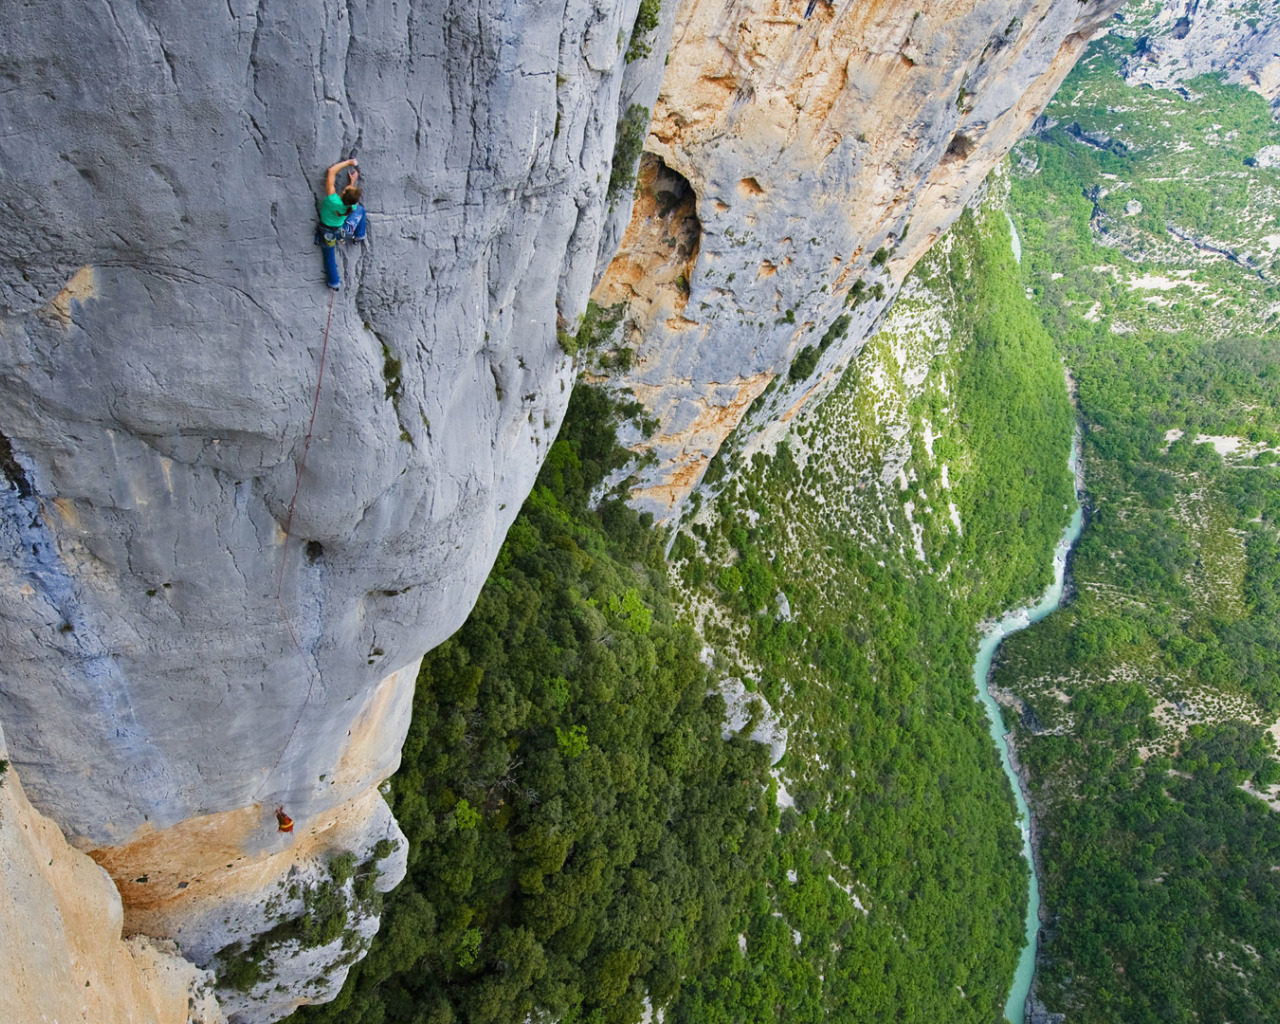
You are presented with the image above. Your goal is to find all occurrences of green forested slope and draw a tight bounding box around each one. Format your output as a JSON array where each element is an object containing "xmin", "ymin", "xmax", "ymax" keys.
[
  {"xmin": 293, "ymin": 387, "xmax": 775, "ymax": 1024},
  {"xmin": 997, "ymin": 32, "xmax": 1280, "ymax": 1024},
  {"xmin": 662, "ymin": 196, "xmax": 1074, "ymax": 1023}
]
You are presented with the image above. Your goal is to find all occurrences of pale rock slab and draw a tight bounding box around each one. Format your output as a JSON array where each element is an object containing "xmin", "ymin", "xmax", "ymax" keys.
[{"xmin": 0, "ymin": 725, "xmax": 223, "ymax": 1024}]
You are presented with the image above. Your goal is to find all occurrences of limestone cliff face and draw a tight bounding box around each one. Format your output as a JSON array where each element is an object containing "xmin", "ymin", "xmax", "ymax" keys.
[
  {"xmin": 0, "ymin": 726, "xmax": 223, "ymax": 1024},
  {"xmin": 1119, "ymin": 0, "xmax": 1280, "ymax": 115},
  {"xmin": 0, "ymin": 0, "xmax": 671, "ymax": 1018},
  {"xmin": 596, "ymin": 0, "xmax": 1123, "ymax": 517}
]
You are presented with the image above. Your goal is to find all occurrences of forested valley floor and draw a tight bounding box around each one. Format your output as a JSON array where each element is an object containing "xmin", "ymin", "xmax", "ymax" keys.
[{"xmin": 996, "ymin": 27, "xmax": 1280, "ymax": 1024}]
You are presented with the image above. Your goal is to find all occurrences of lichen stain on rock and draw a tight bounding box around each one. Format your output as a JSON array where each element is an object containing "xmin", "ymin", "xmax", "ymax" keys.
[
  {"xmin": 51, "ymin": 496, "xmax": 80, "ymax": 530},
  {"xmin": 40, "ymin": 264, "xmax": 96, "ymax": 326},
  {"xmin": 89, "ymin": 804, "xmax": 266, "ymax": 926},
  {"xmin": 593, "ymin": 153, "xmax": 702, "ymax": 331}
]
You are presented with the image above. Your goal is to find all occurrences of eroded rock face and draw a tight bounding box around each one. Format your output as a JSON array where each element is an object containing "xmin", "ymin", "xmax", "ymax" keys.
[
  {"xmin": 1120, "ymin": 0, "xmax": 1280, "ymax": 115},
  {"xmin": 0, "ymin": 0, "xmax": 672, "ymax": 1018},
  {"xmin": 595, "ymin": 0, "xmax": 1124, "ymax": 517},
  {"xmin": 0, "ymin": 727, "xmax": 224, "ymax": 1024}
]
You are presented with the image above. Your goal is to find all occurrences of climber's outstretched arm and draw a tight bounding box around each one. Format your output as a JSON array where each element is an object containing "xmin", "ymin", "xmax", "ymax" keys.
[{"xmin": 325, "ymin": 158, "xmax": 358, "ymax": 195}]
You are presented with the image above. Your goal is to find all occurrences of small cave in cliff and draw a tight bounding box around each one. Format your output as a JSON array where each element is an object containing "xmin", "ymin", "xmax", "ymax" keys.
[
  {"xmin": 945, "ymin": 133, "xmax": 977, "ymax": 162},
  {"xmin": 639, "ymin": 153, "xmax": 701, "ymax": 268},
  {"xmin": 594, "ymin": 154, "xmax": 703, "ymax": 333}
]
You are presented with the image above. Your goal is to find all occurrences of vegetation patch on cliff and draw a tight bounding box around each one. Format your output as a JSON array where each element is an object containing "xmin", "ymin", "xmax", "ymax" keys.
[{"xmin": 217, "ymin": 847, "xmax": 393, "ymax": 996}]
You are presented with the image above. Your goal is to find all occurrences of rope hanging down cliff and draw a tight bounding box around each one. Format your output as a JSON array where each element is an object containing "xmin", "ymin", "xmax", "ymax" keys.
[
  {"xmin": 255, "ymin": 287, "xmax": 335, "ymax": 802},
  {"xmin": 258, "ymin": 155, "xmax": 367, "ymax": 807}
]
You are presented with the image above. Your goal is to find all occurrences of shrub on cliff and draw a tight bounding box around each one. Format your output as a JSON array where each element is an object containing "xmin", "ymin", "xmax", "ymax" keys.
[{"xmin": 608, "ymin": 106, "xmax": 651, "ymax": 203}]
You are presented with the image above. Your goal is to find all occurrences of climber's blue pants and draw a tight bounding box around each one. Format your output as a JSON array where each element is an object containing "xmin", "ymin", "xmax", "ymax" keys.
[{"xmin": 317, "ymin": 204, "xmax": 367, "ymax": 290}]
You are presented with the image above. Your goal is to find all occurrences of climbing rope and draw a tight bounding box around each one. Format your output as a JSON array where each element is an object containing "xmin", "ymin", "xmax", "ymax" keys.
[{"xmin": 255, "ymin": 288, "xmax": 336, "ymax": 802}]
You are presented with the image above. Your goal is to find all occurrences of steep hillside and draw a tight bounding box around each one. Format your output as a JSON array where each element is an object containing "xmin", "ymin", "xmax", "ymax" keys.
[
  {"xmin": 1119, "ymin": 0, "xmax": 1280, "ymax": 116},
  {"xmin": 659, "ymin": 185, "xmax": 1076, "ymax": 1023}
]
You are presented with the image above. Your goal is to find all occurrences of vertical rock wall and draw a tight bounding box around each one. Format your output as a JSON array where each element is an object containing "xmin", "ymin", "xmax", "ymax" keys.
[
  {"xmin": 596, "ymin": 0, "xmax": 1124, "ymax": 517},
  {"xmin": 0, "ymin": 0, "xmax": 671, "ymax": 1017}
]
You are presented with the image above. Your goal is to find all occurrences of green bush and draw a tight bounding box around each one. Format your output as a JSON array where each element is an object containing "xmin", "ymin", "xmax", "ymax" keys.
[
  {"xmin": 608, "ymin": 105, "xmax": 650, "ymax": 202},
  {"xmin": 625, "ymin": 0, "xmax": 662, "ymax": 62},
  {"xmin": 788, "ymin": 344, "xmax": 819, "ymax": 382}
]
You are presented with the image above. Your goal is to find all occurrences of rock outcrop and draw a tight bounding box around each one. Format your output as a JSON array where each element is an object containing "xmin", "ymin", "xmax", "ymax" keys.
[
  {"xmin": 1, "ymin": 0, "xmax": 1121, "ymax": 1018},
  {"xmin": 1119, "ymin": 0, "xmax": 1280, "ymax": 115},
  {"xmin": 0, "ymin": 725, "xmax": 223, "ymax": 1024},
  {"xmin": 594, "ymin": 0, "xmax": 1124, "ymax": 518}
]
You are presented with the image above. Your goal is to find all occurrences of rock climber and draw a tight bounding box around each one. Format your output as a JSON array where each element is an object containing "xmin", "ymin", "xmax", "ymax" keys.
[
  {"xmin": 275, "ymin": 806, "xmax": 294, "ymax": 833},
  {"xmin": 316, "ymin": 157, "xmax": 367, "ymax": 290}
]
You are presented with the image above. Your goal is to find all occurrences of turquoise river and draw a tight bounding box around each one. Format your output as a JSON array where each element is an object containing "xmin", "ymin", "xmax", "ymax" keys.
[{"xmin": 973, "ymin": 440, "xmax": 1082, "ymax": 1022}]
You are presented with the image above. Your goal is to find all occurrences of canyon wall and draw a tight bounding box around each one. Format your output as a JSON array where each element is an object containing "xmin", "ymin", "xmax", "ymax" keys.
[
  {"xmin": 0, "ymin": 0, "xmax": 672, "ymax": 1017},
  {"xmin": 0, "ymin": 0, "xmax": 1119, "ymax": 1019},
  {"xmin": 1119, "ymin": 0, "xmax": 1280, "ymax": 115},
  {"xmin": 595, "ymin": 0, "xmax": 1123, "ymax": 517}
]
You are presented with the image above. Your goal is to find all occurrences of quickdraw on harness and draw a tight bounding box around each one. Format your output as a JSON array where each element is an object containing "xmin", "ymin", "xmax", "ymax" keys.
[{"xmin": 315, "ymin": 217, "xmax": 363, "ymax": 247}]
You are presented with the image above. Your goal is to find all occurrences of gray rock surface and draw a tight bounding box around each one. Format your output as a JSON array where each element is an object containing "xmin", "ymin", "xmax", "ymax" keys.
[
  {"xmin": 1119, "ymin": 0, "xmax": 1280, "ymax": 115},
  {"xmin": 1026, "ymin": 993, "xmax": 1068, "ymax": 1024},
  {"xmin": 0, "ymin": 0, "xmax": 664, "ymax": 844},
  {"xmin": 716, "ymin": 676, "xmax": 787, "ymax": 766}
]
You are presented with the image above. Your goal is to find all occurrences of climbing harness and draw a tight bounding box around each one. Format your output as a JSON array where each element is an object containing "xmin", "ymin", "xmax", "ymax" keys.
[{"xmin": 253, "ymin": 288, "xmax": 336, "ymax": 806}]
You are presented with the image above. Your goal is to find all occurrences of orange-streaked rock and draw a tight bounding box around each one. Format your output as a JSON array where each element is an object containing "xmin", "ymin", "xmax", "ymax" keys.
[
  {"xmin": 598, "ymin": 0, "xmax": 1122, "ymax": 517},
  {"xmin": 0, "ymin": 748, "xmax": 222, "ymax": 1024}
]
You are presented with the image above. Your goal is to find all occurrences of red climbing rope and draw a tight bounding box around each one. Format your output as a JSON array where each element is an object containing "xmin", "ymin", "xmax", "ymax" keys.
[
  {"xmin": 257, "ymin": 288, "xmax": 335, "ymax": 801},
  {"xmin": 275, "ymin": 288, "xmax": 335, "ymax": 609}
]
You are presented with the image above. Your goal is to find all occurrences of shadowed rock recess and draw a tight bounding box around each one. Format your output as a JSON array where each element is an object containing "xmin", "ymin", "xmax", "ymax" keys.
[{"xmin": 0, "ymin": 0, "xmax": 1117, "ymax": 1019}]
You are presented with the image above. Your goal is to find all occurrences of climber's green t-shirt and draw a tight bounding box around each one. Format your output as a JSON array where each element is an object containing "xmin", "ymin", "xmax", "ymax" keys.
[{"xmin": 318, "ymin": 192, "xmax": 352, "ymax": 228}]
